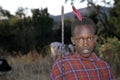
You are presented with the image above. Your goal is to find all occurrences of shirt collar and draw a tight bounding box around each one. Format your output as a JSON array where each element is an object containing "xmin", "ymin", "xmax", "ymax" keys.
[{"xmin": 73, "ymin": 52, "xmax": 100, "ymax": 61}]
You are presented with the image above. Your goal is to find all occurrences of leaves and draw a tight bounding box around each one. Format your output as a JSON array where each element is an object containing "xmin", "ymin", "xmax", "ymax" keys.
[
  {"xmin": 0, "ymin": 7, "xmax": 54, "ymax": 56},
  {"xmin": 97, "ymin": 37, "xmax": 120, "ymax": 78}
]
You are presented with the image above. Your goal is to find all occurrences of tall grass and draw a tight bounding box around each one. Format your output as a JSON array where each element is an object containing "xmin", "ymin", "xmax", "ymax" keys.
[{"xmin": 0, "ymin": 51, "xmax": 54, "ymax": 80}]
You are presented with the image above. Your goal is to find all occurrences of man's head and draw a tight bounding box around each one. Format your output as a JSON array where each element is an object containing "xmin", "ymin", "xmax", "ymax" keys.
[{"xmin": 71, "ymin": 17, "xmax": 97, "ymax": 58}]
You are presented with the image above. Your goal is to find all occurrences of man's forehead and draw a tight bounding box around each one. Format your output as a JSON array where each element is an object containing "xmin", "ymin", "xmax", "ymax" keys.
[{"xmin": 74, "ymin": 25, "xmax": 94, "ymax": 34}]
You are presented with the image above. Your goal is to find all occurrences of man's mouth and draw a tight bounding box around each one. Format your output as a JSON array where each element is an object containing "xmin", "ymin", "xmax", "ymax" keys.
[{"xmin": 82, "ymin": 49, "xmax": 90, "ymax": 54}]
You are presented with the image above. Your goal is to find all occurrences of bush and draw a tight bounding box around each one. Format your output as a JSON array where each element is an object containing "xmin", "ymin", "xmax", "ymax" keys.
[{"xmin": 98, "ymin": 37, "xmax": 120, "ymax": 78}]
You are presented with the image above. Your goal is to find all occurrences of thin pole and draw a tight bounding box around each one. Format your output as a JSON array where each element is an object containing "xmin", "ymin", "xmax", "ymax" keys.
[
  {"xmin": 61, "ymin": 5, "xmax": 65, "ymax": 80},
  {"xmin": 61, "ymin": 5, "xmax": 64, "ymax": 45}
]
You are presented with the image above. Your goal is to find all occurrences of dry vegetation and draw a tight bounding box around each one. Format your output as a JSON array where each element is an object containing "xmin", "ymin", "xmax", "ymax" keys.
[
  {"xmin": 0, "ymin": 51, "xmax": 120, "ymax": 80},
  {"xmin": 0, "ymin": 51, "xmax": 54, "ymax": 80}
]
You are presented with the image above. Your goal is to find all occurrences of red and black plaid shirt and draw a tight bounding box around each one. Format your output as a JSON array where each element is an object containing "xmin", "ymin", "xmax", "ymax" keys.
[{"xmin": 50, "ymin": 52, "xmax": 113, "ymax": 80}]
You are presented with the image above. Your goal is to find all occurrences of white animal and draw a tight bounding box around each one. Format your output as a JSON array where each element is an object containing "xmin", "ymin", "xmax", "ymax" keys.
[{"xmin": 50, "ymin": 42, "xmax": 74, "ymax": 57}]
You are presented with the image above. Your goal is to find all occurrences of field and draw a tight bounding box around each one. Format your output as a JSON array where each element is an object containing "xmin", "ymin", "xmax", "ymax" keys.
[
  {"xmin": 0, "ymin": 50, "xmax": 120, "ymax": 80},
  {"xmin": 0, "ymin": 51, "xmax": 54, "ymax": 80}
]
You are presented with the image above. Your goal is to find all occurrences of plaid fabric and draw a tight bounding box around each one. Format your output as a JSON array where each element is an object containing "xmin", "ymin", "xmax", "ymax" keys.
[{"xmin": 50, "ymin": 52, "xmax": 113, "ymax": 80}]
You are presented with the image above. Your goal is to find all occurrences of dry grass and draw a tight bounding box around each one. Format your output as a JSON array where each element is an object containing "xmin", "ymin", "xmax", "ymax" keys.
[
  {"xmin": 0, "ymin": 50, "xmax": 119, "ymax": 80},
  {"xmin": 0, "ymin": 51, "xmax": 54, "ymax": 80}
]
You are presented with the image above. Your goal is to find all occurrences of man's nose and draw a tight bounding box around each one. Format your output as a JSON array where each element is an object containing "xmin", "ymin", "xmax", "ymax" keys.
[{"xmin": 83, "ymin": 39, "xmax": 88, "ymax": 47}]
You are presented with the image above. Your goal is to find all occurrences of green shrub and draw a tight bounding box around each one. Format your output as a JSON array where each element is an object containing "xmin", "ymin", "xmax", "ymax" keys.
[{"xmin": 97, "ymin": 37, "xmax": 120, "ymax": 78}]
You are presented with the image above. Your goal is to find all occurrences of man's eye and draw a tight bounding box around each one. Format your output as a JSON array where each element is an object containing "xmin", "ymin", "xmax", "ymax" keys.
[
  {"xmin": 77, "ymin": 38, "xmax": 83, "ymax": 41},
  {"xmin": 88, "ymin": 37, "xmax": 93, "ymax": 41}
]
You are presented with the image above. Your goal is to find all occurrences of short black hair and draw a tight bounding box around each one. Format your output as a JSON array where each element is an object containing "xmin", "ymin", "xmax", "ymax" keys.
[{"xmin": 71, "ymin": 17, "xmax": 97, "ymax": 36}]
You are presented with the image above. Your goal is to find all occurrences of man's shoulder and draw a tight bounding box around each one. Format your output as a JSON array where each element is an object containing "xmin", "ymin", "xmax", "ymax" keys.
[
  {"xmin": 53, "ymin": 54, "xmax": 74, "ymax": 63},
  {"xmin": 95, "ymin": 58, "xmax": 111, "ymax": 68},
  {"xmin": 57, "ymin": 53, "xmax": 74, "ymax": 59},
  {"xmin": 88, "ymin": 53, "xmax": 111, "ymax": 68}
]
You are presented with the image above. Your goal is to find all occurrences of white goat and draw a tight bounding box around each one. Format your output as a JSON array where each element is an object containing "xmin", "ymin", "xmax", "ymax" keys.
[{"xmin": 50, "ymin": 42, "xmax": 74, "ymax": 57}]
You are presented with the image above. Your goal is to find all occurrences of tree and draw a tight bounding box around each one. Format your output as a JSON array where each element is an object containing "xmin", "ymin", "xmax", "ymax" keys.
[
  {"xmin": 0, "ymin": 6, "xmax": 11, "ymax": 19},
  {"xmin": 65, "ymin": 0, "xmax": 120, "ymax": 40},
  {"xmin": 15, "ymin": 7, "xmax": 28, "ymax": 19},
  {"xmin": 31, "ymin": 8, "xmax": 54, "ymax": 53},
  {"xmin": 109, "ymin": 0, "xmax": 120, "ymax": 38}
]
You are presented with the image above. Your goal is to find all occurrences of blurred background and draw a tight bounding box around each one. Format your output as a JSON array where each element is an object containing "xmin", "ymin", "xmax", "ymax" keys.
[{"xmin": 0, "ymin": 0, "xmax": 120, "ymax": 80}]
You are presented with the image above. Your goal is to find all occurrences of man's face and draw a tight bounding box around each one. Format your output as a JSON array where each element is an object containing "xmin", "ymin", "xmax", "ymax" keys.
[{"xmin": 71, "ymin": 25, "xmax": 97, "ymax": 58}]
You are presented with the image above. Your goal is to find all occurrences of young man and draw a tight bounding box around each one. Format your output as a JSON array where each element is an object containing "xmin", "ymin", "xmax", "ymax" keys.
[{"xmin": 50, "ymin": 17, "xmax": 113, "ymax": 80}]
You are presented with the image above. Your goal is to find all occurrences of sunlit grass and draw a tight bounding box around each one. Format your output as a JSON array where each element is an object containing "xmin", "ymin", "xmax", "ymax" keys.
[{"xmin": 0, "ymin": 50, "xmax": 54, "ymax": 80}]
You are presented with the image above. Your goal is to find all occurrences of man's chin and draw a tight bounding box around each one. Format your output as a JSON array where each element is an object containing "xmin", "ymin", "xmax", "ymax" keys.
[{"xmin": 81, "ymin": 53, "xmax": 90, "ymax": 58}]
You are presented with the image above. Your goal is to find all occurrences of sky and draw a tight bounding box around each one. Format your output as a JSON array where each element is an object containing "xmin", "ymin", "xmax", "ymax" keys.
[{"xmin": 0, "ymin": 0, "xmax": 114, "ymax": 16}]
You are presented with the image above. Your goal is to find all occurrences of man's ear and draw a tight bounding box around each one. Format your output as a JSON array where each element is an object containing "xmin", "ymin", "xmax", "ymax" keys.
[
  {"xmin": 71, "ymin": 37, "xmax": 75, "ymax": 45},
  {"xmin": 94, "ymin": 35, "xmax": 97, "ymax": 43}
]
